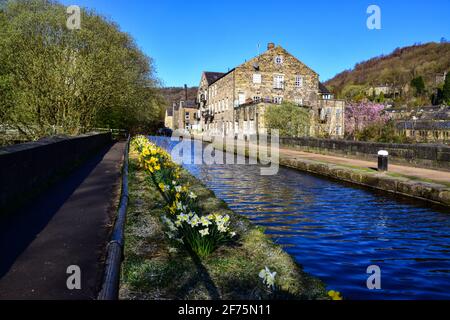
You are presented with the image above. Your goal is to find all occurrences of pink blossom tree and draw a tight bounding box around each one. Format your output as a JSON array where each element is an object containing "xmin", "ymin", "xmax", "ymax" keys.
[{"xmin": 345, "ymin": 103, "xmax": 389, "ymax": 137}]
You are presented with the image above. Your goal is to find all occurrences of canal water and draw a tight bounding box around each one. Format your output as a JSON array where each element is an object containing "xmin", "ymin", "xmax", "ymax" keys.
[{"xmin": 150, "ymin": 136, "xmax": 450, "ymax": 300}]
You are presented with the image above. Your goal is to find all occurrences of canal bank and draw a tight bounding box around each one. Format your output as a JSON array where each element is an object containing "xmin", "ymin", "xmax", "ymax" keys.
[
  {"xmin": 119, "ymin": 141, "xmax": 329, "ymax": 300},
  {"xmin": 199, "ymin": 136, "xmax": 450, "ymax": 207},
  {"xmin": 161, "ymin": 136, "xmax": 450, "ymax": 299}
]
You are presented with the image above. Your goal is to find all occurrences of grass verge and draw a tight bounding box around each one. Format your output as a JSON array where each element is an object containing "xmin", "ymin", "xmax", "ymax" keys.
[{"xmin": 119, "ymin": 149, "xmax": 328, "ymax": 300}]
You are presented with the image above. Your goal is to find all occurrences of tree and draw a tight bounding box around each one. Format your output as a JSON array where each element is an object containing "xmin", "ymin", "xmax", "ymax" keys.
[
  {"xmin": 356, "ymin": 120, "xmax": 410, "ymax": 143},
  {"xmin": 411, "ymin": 76, "xmax": 426, "ymax": 96},
  {"xmin": 443, "ymin": 73, "xmax": 450, "ymax": 106},
  {"xmin": 344, "ymin": 103, "xmax": 388, "ymax": 138},
  {"xmin": 265, "ymin": 102, "xmax": 311, "ymax": 137},
  {"xmin": 0, "ymin": 0, "xmax": 163, "ymax": 140}
]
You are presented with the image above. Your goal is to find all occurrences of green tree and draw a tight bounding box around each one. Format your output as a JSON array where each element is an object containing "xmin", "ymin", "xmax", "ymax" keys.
[
  {"xmin": 0, "ymin": 0, "xmax": 163, "ymax": 140},
  {"xmin": 410, "ymin": 76, "xmax": 426, "ymax": 96},
  {"xmin": 265, "ymin": 102, "xmax": 311, "ymax": 137},
  {"xmin": 442, "ymin": 73, "xmax": 450, "ymax": 106}
]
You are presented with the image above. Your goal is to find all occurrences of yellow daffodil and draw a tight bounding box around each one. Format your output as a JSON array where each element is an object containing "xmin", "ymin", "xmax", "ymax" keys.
[{"xmin": 328, "ymin": 290, "xmax": 343, "ymax": 300}]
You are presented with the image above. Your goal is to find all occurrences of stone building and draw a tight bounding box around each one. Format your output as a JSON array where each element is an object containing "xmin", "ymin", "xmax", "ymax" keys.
[
  {"xmin": 164, "ymin": 100, "xmax": 199, "ymax": 132},
  {"xmin": 388, "ymin": 105, "xmax": 450, "ymax": 143},
  {"xmin": 164, "ymin": 107, "xmax": 174, "ymax": 129},
  {"xmin": 196, "ymin": 43, "xmax": 345, "ymax": 138}
]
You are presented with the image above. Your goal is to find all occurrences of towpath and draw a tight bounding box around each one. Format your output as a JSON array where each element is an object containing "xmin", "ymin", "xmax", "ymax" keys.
[{"xmin": 0, "ymin": 142, "xmax": 126, "ymax": 300}]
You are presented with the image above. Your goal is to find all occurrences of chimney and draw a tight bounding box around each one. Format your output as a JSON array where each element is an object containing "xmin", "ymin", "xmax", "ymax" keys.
[
  {"xmin": 267, "ymin": 42, "xmax": 275, "ymax": 50},
  {"xmin": 184, "ymin": 84, "xmax": 188, "ymax": 101}
]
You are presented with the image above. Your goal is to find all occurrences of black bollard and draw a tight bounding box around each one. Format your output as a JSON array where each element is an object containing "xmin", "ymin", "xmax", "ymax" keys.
[{"xmin": 378, "ymin": 150, "xmax": 389, "ymax": 172}]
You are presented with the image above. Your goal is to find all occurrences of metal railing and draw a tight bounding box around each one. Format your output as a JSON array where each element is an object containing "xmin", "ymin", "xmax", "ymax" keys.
[{"xmin": 97, "ymin": 135, "xmax": 130, "ymax": 300}]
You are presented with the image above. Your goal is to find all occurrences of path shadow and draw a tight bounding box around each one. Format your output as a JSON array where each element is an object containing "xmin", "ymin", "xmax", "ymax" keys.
[{"xmin": 0, "ymin": 144, "xmax": 112, "ymax": 279}]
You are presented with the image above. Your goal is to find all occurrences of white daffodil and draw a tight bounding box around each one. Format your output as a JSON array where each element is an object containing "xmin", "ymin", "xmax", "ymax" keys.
[
  {"xmin": 165, "ymin": 231, "xmax": 175, "ymax": 239},
  {"xmin": 199, "ymin": 228, "xmax": 209, "ymax": 237},
  {"xmin": 177, "ymin": 213, "xmax": 189, "ymax": 222},
  {"xmin": 217, "ymin": 224, "xmax": 228, "ymax": 233},
  {"xmin": 189, "ymin": 214, "xmax": 200, "ymax": 227},
  {"xmin": 230, "ymin": 232, "xmax": 237, "ymax": 237},
  {"xmin": 188, "ymin": 192, "xmax": 197, "ymax": 199},
  {"xmin": 162, "ymin": 216, "xmax": 177, "ymax": 231},
  {"xmin": 175, "ymin": 185, "xmax": 182, "ymax": 193},
  {"xmin": 200, "ymin": 216, "xmax": 212, "ymax": 227},
  {"xmin": 259, "ymin": 267, "xmax": 277, "ymax": 289}
]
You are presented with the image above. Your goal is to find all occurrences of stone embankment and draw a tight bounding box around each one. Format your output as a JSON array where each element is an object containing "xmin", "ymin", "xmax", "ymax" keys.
[{"xmin": 200, "ymin": 136, "xmax": 450, "ymax": 207}]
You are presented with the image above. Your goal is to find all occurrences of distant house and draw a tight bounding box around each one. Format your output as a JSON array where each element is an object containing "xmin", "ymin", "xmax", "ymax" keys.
[
  {"xmin": 164, "ymin": 107, "xmax": 174, "ymax": 129},
  {"xmin": 435, "ymin": 72, "xmax": 447, "ymax": 86},
  {"xmin": 196, "ymin": 43, "xmax": 345, "ymax": 138},
  {"xmin": 387, "ymin": 105, "xmax": 450, "ymax": 142},
  {"xmin": 164, "ymin": 100, "xmax": 200, "ymax": 132}
]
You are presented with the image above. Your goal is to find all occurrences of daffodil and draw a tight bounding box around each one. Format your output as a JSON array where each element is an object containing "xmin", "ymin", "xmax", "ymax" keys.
[
  {"xmin": 217, "ymin": 223, "xmax": 228, "ymax": 233},
  {"xmin": 328, "ymin": 290, "xmax": 343, "ymax": 300},
  {"xmin": 188, "ymin": 192, "xmax": 197, "ymax": 199},
  {"xmin": 200, "ymin": 216, "xmax": 212, "ymax": 227},
  {"xmin": 259, "ymin": 267, "xmax": 277, "ymax": 289},
  {"xmin": 189, "ymin": 215, "xmax": 200, "ymax": 227},
  {"xmin": 199, "ymin": 228, "xmax": 209, "ymax": 237},
  {"xmin": 177, "ymin": 213, "xmax": 189, "ymax": 222}
]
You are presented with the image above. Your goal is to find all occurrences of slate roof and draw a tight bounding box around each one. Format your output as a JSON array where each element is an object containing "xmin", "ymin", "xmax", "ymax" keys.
[
  {"xmin": 319, "ymin": 82, "xmax": 331, "ymax": 94},
  {"xmin": 396, "ymin": 121, "xmax": 450, "ymax": 130},
  {"xmin": 204, "ymin": 72, "xmax": 226, "ymax": 85}
]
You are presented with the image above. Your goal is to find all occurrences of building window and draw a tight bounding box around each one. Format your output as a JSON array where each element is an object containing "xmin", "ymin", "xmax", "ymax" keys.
[
  {"xmin": 273, "ymin": 75, "xmax": 284, "ymax": 89},
  {"xmin": 253, "ymin": 74, "xmax": 262, "ymax": 84},
  {"xmin": 253, "ymin": 96, "xmax": 261, "ymax": 103},
  {"xmin": 295, "ymin": 75, "xmax": 303, "ymax": 88},
  {"xmin": 294, "ymin": 98, "xmax": 303, "ymax": 106},
  {"xmin": 272, "ymin": 96, "xmax": 283, "ymax": 104},
  {"xmin": 275, "ymin": 55, "xmax": 283, "ymax": 65},
  {"xmin": 238, "ymin": 93, "xmax": 246, "ymax": 105},
  {"xmin": 185, "ymin": 112, "xmax": 190, "ymax": 119}
]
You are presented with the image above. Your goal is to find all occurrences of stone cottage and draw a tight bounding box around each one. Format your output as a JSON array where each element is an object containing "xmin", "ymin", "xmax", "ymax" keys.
[{"xmin": 196, "ymin": 43, "xmax": 345, "ymax": 138}]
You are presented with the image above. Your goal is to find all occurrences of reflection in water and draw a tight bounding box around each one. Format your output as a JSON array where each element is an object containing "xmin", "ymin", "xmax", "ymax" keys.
[{"xmin": 151, "ymin": 137, "xmax": 450, "ymax": 300}]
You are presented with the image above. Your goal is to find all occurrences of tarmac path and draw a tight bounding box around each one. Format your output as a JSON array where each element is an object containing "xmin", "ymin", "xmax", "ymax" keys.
[{"xmin": 0, "ymin": 142, "xmax": 126, "ymax": 300}]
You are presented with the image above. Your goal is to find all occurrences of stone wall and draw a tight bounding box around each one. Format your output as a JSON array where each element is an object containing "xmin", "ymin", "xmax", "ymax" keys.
[
  {"xmin": 280, "ymin": 137, "xmax": 450, "ymax": 170},
  {"xmin": 0, "ymin": 133, "xmax": 112, "ymax": 212}
]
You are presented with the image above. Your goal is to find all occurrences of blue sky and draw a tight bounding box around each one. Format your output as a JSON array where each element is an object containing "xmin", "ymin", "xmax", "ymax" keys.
[{"xmin": 60, "ymin": 0, "xmax": 450, "ymax": 87}]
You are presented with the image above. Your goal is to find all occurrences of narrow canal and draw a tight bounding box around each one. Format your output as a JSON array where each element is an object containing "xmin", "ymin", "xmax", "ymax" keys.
[{"xmin": 151, "ymin": 136, "xmax": 450, "ymax": 300}]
